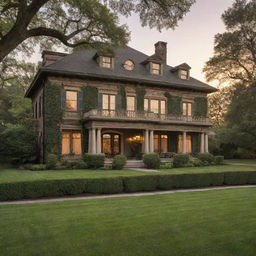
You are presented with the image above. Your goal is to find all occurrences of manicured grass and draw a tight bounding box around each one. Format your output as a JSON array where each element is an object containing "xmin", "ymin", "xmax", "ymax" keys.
[
  {"xmin": 0, "ymin": 188, "xmax": 255, "ymax": 256},
  {"xmin": 1, "ymin": 165, "xmax": 256, "ymax": 184},
  {"xmin": 225, "ymin": 159, "xmax": 256, "ymax": 165},
  {"xmin": 0, "ymin": 169, "xmax": 152, "ymax": 184}
]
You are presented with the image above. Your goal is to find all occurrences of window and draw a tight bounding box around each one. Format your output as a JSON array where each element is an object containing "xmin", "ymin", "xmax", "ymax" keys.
[
  {"xmin": 151, "ymin": 63, "xmax": 161, "ymax": 75},
  {"xmin": 178, "ymin": 134, "xmax": 192, "ymax": 153},
  {"xmin": 182, "ymin": 102, "xmax": 192, "ymax": 116},
  {"xmin": 144, "ymin": 99, "xmax": 166, "ymax": 115},
  {"xmin": 180, "ymin": 69, "xmax": 188, "ymax": 79},
  {"xmin": 61, "ymin": 131, "xmax": 82, "ymax": 155},
  {"xmin": 66, "ymin": 91, "xmax": 77, "ymax": 111},
  {"xmin": 154, "ymin": 134, "xmax": 168, "ymax": 153},
  {"xmin": 101, "ymin": 56, "xmax": 112, "ymax": 68},
  {"xmin": 102, "ymin": 94, "xmax": 115, "ymax": 116},
  {"xmin": 127, "ymin": 96, "xmax": 135, "ymax": 111},
  {"xmin": 123, "ymin": 60, "xmax": 135, "ymax": 71}
]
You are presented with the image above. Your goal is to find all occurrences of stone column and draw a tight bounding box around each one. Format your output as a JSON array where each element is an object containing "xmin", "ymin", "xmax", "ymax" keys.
[
  {"xmin": 96, "ymin": 128, "xmax": 102, "ymax": 154},
  {"xmin": 204, "ymin": 133, "xmax": 209, "ymax": 153},
  {"xmin": 144, "ymin": 130, "xmax": 149, "ymax": 153},
  {"xmin": 182, "ymin": 131, "xmax": 187, "ymax": 154},
  {"xmin": 200, "ymin": 133, "xmax": 205, "ymax": 153},
  {"xmin": 91, "ymin": 128, "xmax": 96, "ymax": 154},
  {"xmin": 88, "ymin": 129, "xmax": 91, "ymax": 153},
  {"xmin": 149, "ymin": 130, "xmax": 154, "ymax": 153}
]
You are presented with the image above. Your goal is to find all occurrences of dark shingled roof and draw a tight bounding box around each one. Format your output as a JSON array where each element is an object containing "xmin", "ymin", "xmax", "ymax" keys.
[{"xmin": 26, "ymin": 45, "xmax": 217, "ymax": 97}]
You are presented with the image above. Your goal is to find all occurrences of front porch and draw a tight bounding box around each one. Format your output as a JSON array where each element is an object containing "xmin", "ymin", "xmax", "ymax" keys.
[{"xmin": 87, "ymin": 127, "xmax": 209, "ymax": 158}]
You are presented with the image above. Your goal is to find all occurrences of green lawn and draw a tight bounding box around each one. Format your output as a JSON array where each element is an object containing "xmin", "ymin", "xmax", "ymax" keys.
[
  {"xmin": 0, "ymin": 164, "xmax": 256, "ymax": 184},
  {"xmin": 224, "ymin": 159, "xmax": 256, "ymax": 165},
  {"xmin": 0, "ymin": 188, "xmax": 255, "ymax": 256}
]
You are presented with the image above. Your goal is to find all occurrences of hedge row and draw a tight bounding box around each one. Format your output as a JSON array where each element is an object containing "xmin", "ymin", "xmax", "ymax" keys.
[{"xmin": 1, "ymin": 171, "xmax": 256, "ymax": 201}]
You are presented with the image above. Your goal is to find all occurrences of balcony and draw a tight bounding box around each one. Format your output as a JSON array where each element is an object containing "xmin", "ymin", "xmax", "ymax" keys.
[{"xmin": 83, "ymin": 109, "xmax": 211, "ymax": 126}]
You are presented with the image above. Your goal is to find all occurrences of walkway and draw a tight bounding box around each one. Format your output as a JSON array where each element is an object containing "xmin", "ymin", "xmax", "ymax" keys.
[{"xmin": 1, "ymin": 185, "xmax": 255, "ymax": 206}]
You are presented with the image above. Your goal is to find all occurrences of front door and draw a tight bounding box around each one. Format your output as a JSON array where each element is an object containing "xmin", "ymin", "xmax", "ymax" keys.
[{"xmin": 102, "ymin": 133, "xmax": 121, "ymax": 157}]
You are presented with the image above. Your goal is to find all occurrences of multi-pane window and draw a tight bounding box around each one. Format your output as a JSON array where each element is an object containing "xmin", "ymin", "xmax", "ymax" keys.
[
  {"xmin": 178, "ymin": 134, "xmax": 192, "ymax": 153},
  {"xmin": 151, "ymin": 63, "xmax": 161, "ymax": 75},
  {"xmin": 126, "ymin": 96, "xmax": 135, "ymax": 111},
  {"xmin": 182, "ymin": 102, "xmax": 192, "ymax": 116},
  {"xmin": 102, "ymin": 94, "xmax": 115, "ymax": 116},
  {"xmin": 154, "ymin": 134, "xmax": 168, "ymax": 153},
  {"xmin": 180, "ymin": 69, "xmax": 188, "ymax": 79},
  {"xmin": 144, "ymin": 99, "xmax": 166, "ymax": 115},
  {"xmin": 61, "ymin": 131, "xmax": 82, "ymax": 155},
  {"xmin": 101, "ymin": 56, "xmax": 112, "ymax": 68},
  {"xmin": 66, "ymin": 91, "xmax": 78, "ymax": 111}
]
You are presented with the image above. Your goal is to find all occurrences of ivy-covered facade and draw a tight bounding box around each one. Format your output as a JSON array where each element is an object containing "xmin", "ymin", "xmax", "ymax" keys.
[{"xmin": 26, "ymin": 42, "xmax": 217, "ymax": 163}]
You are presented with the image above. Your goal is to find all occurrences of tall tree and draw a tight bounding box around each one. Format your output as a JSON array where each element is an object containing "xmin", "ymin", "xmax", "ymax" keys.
[
  {"xmin": 204, "ymin": 0, "xmax": 256, "ymax": 85},
  {"xmin": 0, "ymin": 0, "xmax": 195, "ymax": 61}
]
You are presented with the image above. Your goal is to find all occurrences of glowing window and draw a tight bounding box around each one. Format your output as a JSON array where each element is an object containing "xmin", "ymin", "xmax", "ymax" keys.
[
  {"xmin": 178, "ymin": 134, "xmax": 192, "ymax": 153},
  {"xmin": 66, "ymin": 91, "xmax": 77, "ymax": 111},
  {"xmin": 183, "ymin": 102, "xmax": 192, "ymax": 116},
  {"xmin": 180, "ymin": 69, "xmax": 188, "ymax": 79},
  {"xmin": 152, "ymin": 63, "xmax": 161, "ymax": 75},
  {"xmin": 101, "ymin": 56, "xmax": 112, "ymax": 68},
  {"xmin": 127, "ymin": 96, "xmax": 135, "ymax": 111},
  {"xmin": 123, "ymin": 60, "xmax": 135, "ymax": 71},
  {"xmin": 61, "ymin": 131, "xmax": 82, "ymax": 155}
]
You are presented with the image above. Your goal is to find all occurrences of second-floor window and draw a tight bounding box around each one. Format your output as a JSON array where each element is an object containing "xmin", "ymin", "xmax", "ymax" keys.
[
  {"xmin": 183, "ymin": 102, "xmax": 192, "ymax": 116},
  {"xmin": 144, "ymin": 98, "xmax": 166, "ymax": 115},
  {"xmin": 151, "ymin": 63, "xmax": 161, "ymax": 75},
  {"xmin": 66, "ymin": 91, "xmax": 77, "ymax": 111},
  {"xmin": 102, "ymin": 94, "xmax": 115, "ymax": 115},
  {"xmin": 101, "ymin": 56, "xmax": 113, "ymax": 68},
  {"xmin": 127, "ymin": 96, "xmax": 135, "ymax": 111}
]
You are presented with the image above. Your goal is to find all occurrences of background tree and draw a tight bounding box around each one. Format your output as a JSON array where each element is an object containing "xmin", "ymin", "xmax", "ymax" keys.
[
  {"xmin": 204, "ymin": 0, "xmax": 256, "ymax": 85},
  {"xmin": 0, "ymin": 0, "xmax": 195, "ymax": 62}
]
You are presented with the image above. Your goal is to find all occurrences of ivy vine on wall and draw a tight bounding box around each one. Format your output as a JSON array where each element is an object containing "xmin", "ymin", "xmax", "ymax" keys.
[
  {"xmin": 164, "ymin": 92, "xmax": 182, "ymax": 115},
  {"xmin": 81, "ymin": 85, "xmax": 98, "ymax": 112},
  {"xmin": 43, "ymin": 81, "xmax": 63, "ymax": 161},
  {"xmin": 119, "ymin": 85, "xmax": 127, "ymax": 109},
  {"xmin": 193, "ymin": 97, "xmax": 208, "ymax": 117},
  {"xmin": 136, "ymin": 87, "xmax": 146, "ymax": 111}
]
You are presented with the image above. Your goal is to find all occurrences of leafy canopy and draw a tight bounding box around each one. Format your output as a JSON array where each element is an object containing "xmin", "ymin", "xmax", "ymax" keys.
[
  {"xmin": 204, "ymin": 0, "xmax": 256, "ymax": 85},
  {"xmin": 0, "ymin": 0, "xmax": 195, "ymax": 61}
]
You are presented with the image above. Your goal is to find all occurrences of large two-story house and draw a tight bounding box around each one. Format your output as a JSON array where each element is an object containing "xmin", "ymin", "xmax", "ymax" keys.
[{"xmin": 25, "ymin": 41, "xmax": 217, "ymax": 163}]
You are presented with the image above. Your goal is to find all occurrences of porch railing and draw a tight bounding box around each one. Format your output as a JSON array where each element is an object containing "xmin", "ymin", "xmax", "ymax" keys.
[{"xmin": 83, "ymin": 109, "xmax": 210, "ymax": 124}]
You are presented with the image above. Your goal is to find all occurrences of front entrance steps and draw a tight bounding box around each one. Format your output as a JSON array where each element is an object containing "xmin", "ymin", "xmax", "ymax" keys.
[{"xmin": 105, "ymin": 158, "xmax": 145, "ymax": 168}]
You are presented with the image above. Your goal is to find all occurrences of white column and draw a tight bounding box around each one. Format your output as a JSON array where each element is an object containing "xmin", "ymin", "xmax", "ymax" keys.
[
  {"xmin": 96, "ymin": 128, "xmax": 102, "ymax": 154},
  {"xmin": 204, "ymin": 133, "xmax": 209, "ymax": 153},
  {"xmin": 88, "ymin": 129, "xmax": 92, "ymax": 153},
  {"xmin": 144, "ymin": 130, "xmax": 149, "ymax": 153},
  {"xmin": 149, "ymin": 130, "xmax": 154, "ymax": 153},
  {"xmin": 200, "ymin": 133, "xmax": 205, "ymax": 153},
  {"xmin": 91, "ymin": 128, "xmax": 96, "ymax": 154},
  {"xmin": 182, "ymin": 131, "xmax": 187, "ymax": 154}
]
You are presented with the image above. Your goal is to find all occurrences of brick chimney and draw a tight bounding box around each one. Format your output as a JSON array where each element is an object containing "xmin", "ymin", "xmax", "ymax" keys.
[
  {"xmin": 154, "ymin": 41, "xmax": 167, "ymax": 63},
  {"xmin": 42, "ymin": 50, "xmax": 67, "ymax": 66}
]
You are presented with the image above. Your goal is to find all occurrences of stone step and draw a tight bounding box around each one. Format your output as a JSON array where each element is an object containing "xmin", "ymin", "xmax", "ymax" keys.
[{"xmin": 105, "ymin": 159, "xmax": 145, "ymax": 168}]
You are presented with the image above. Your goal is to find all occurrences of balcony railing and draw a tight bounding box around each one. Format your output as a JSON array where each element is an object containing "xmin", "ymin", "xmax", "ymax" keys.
[{"xmin": 83, "ymin": 109, "xmax": 210, "ymax": 124}]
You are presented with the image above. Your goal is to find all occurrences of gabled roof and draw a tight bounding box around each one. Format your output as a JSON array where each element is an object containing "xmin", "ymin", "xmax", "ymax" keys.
[
  {"xmin": 25, "ymin": 45, "xmax": 217, "ymax": 97},
  {"xmin": 171, "ymin": 63, "xmax": 191, "ymax": 72}
]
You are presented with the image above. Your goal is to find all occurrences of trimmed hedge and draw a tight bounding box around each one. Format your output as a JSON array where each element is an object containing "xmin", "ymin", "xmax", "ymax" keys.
[
  {"xmin": 112, "ymin": 154, "xmax": 127, "ymax": 170},
  {"xmin": 0, "ymin": 171, "xmax": 255, "ymax": 201},
  {"xmin": 83, "ymin": 154, "xmax": 105, "ymax": 169},
  {"xmin": 173, "ymin": 154, "xmax": 189, "ymax": 168}
]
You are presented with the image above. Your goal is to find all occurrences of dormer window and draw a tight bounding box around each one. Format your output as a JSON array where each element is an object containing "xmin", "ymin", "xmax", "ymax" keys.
[
  {"xmin": 101, "ymin": 56, "xmax": 113, "ymax": 68},
  {"xmin": 180, "ymin": 69, "xmax": 189, "ymax": 80},
  {"xmin": 151, "ymin": 62, "xmax": 161, "ymax": 75}
]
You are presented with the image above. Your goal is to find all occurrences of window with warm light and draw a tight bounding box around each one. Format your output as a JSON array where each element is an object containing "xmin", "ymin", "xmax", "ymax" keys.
[
  {"xmin": 144, "ymin": 99, "xmax": 166, "ymax": 115},
  {"xmin": 101, "ymin": 56, "xmax": 112, "ymax": 68},
  {"xmin": 123, "ymin": 60, "xmax": 135, "ymax": 71},
  {"xmin": 154, "ymin": 134, "xmax": 168, "ymax": 153},
  {"xmin": 66, "ymin": 91, "xmax": 78, "ymax": 111},
  {"xmin": 61, "ymin": 131, "xmax": 82, "ymax": 155},
  {"xmin": 102, "ymin": 94, "xmax": 115, "ymax": 116},
  {"xmin": 178, "ymin": 134, "xmax": 192, "ymax": 153},
  {"xmin": 182, "ymin": 102, "xmax": 192, "ymax": 116},
  {"xmin": 151, "ymin": 63, "xmax": 161, "ymax": 75},
  {"xmin": 180, "ymin": 69, "xmax": 188, "ymax": 79},
  {"xmin": 127, "ymin": 96, "xmax": 135, "ymax": 111}
]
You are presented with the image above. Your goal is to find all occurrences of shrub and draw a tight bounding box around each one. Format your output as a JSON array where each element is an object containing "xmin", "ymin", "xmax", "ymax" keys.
[
  {"xmin": 214, "ymin": 155, "xmax": 224, "ymax": 165},
  {"xmin": 173, "ymin": 154, "xmax": 189, "ymax": 168},
  {"xmin": 62, "ymin": 160, "xmax": 88, "ymax": 170},
  {"xmin": 123, "ymin": 175, "xmax": 158, "ymax": 192},
  {"xmin": 159, "ymin": 162, "xmax": 173, "ymax": 169},
  {"xmin": 190, "ymin": 159, "xmax": 204, "ymax": 167},
  {"xmin": 84, "ymin": 154, "xmax": 105, "ymax": 169},
  {"xmin": 197, "ymin": 153, "xmax": 215, "ymax": 165},
  {"xmin": 46, "ymin": 154, "xmax": 58, "ymax": 169},
  {"xmin": 143, "ymin": 153, "xmax": 160, "ymax": 169},
  {"xmin": 30, "ymin": 164, "xmax": 47, "ymax": 171},
  {"xmin": 112, "ymin": 154, "xmax": 127, "ymax": 169}
]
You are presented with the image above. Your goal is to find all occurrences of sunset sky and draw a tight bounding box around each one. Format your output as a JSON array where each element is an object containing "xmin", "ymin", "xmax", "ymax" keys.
[{"xmin": 30, "ymin": 0, "xmax": 235, "ymax": 86}]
